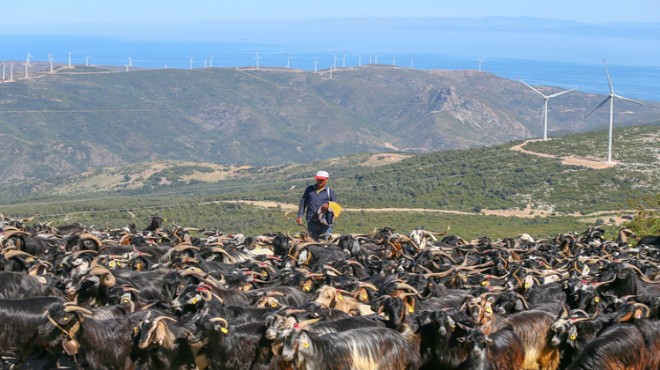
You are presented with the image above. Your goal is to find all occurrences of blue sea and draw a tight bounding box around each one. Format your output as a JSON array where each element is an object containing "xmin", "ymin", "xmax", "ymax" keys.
[{"xmin": 1, "ymin": 36, "xmax": 659, "ymax": 101}]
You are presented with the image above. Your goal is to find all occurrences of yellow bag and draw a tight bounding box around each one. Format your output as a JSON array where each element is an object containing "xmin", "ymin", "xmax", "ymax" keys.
[{"xmin": 328, "ymin": 201, "xmax": 343, "ymax": 219}]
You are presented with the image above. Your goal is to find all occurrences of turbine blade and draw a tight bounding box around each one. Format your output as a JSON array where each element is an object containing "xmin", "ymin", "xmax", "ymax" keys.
[
  {"xmin": 519, "ymin": 79, "xmax": 545, "ymax": 97},
  {"xmin": 614, "ymin": 94, "xmax": 646, "ymax": 106},
  {"xmin": 584, "ymin": 97, "xmax": 611, "ymax": 119},
  {"xmin": 548, "ymin": 87, "xmax": 579, "ymax": 98},
  {"xmin": 603, "ymin": 59, "xmax": 614, "ymax": 93}
]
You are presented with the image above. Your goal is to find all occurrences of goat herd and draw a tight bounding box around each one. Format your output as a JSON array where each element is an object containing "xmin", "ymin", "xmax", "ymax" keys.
[{"xmin": 0, "ymin": 214, "xmax": 659, "ymax": 370}]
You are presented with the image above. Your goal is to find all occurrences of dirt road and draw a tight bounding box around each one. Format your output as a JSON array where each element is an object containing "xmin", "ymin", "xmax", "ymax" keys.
[{"xmin": 510, "ymin": 139, "xmax": 617, "ymax": 169}]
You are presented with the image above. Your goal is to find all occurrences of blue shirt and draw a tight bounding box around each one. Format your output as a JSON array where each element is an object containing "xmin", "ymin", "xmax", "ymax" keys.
[{"xmin": 298, "ymin": 185, "xmax": 336, "ymax": 223}]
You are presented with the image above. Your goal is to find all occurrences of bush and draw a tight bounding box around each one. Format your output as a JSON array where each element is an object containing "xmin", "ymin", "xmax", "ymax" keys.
[{"xmin": 624, "ymin": 194, "xmax": 660, "ymax": 240}]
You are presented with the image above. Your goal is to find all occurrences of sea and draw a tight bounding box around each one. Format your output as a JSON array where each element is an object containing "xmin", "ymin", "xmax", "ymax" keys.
[{"xmin": 1, "ymin": 36, "xmax": 659, "ymax": 102}]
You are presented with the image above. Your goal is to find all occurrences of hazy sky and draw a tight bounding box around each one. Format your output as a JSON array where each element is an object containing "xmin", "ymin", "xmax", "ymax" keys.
[{"xmin": 3, "ymin": 0, "xmax": 659, "ymax": 25}]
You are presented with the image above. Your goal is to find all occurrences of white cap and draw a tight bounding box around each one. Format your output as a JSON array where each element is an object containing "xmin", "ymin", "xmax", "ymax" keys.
[{"xmin": 314, "ymin": 170, "xmax": 329, "ymax": 180}]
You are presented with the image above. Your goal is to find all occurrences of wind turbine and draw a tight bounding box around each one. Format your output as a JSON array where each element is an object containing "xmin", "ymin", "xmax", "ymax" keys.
[
  {"xmin": 585, "ymin": 59, "xmax": 645, "ymax": 163},
  {"xmin": 2, "ymin": 62, "xmax": 5, "ymax": 81},
  {"xmin": 520, "ymin": 80, "xmax": 578, "ymax": 141}
]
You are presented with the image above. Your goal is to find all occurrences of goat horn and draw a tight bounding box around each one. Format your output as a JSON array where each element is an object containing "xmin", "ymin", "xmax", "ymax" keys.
[
  {"xmin": 295, "ymin": 317, "xmax": 322, "ymax": 330},
  {"xmin": 209, "ymin": 317, "xmax": 229, "ymax": 329},
  {"xmin": 71, "ymin": 249, "xmax": 98, "ymax": 259},
  {"xmin": 64, "ymin": 305, "xmax": 93, "ymax": 316},
  {"xmin": 153, "ymin": 316, "xmax": 178, "ymax": 324},
  {"xmin": 79, "ymin": 232, "xmax": 102, "ymax": 245},
  {"xmin": 358, "ymin": 282, "xmax": 378, "ymax": 291},
  {"xmin": 3, "ymin": 250, "xmax": 35, "ymax": 259},
  {"xmin": 395, "ymin": 283, "xmax": 419, "ymax": 294}
]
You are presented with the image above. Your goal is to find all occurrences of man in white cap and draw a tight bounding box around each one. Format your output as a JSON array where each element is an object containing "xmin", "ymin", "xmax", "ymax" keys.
[{"xmin": 296, "ymin": 170, "xmax": 337, "ymax": 241}]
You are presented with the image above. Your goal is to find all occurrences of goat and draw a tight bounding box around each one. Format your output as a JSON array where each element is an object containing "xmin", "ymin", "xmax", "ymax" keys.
[
  {"xmin": 456, "ymin": 325, "xmax": 525, "ymax": 370},
  {"xmin": 566, "ymin": 324, "xmax": 647, "ymax": 370},
  {"xmin": 196, "ymin": 316, "xmax": 282, "ymax": 370},
  {"xmin": 0, "ymin": 297, "xmax": 63, "ymax": 367},
  {"xmin": 503, "ymin": 309, "xmax": 560, "ymax": 370},
  {"xmin": 132, "ymin": 313, "xmax": 197, "ymax": 370},
  {"xmin": 32, "ymin": 302, "xmax": 145, "ymax": 370},
  {"xmin": 282, "ymin": 326, "xmax": 413, "ymax": 370}
]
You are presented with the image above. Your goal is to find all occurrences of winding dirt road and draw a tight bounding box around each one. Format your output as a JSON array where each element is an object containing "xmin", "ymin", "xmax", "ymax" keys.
[{"xmin": 510, "ymin": 139, "xmax": 617, "ymax": 169}]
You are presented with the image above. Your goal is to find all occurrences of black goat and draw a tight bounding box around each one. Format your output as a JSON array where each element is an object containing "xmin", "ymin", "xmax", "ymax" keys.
[
  {"xmin": 456, "ymin": 326, "xmax": 525, "ymax": 370},
  {"xmin": 566, "ymin": 324, "xmax": 647, "ymax": 370},
  {"xmin": 0, "ymin": 297, "xmax": 63, "ymax": 367}
]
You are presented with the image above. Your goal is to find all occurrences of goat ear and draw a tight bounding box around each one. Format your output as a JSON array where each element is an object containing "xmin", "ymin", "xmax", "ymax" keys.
[{"xmin": 155, "ymin": 322, "xmax": 167, "ymax": 344}]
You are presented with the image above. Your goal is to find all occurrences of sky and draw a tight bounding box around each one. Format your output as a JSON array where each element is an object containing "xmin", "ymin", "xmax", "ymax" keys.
[{"xmin": 2, "ymin": 0, "xmax": 660, "ymax": 25}]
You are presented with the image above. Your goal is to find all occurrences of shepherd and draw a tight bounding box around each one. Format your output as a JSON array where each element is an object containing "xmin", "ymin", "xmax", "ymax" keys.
[{"xmin": 296, "ymin": 170, "xmax": 341, "ymax": 241}]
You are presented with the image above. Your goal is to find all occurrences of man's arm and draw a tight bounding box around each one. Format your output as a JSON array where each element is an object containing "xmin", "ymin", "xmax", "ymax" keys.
[{"xmin": 296, "ymin": 188, "xmax": 309, "ymax": 224}]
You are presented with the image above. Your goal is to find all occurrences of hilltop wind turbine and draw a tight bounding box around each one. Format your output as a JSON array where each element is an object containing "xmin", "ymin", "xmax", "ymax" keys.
[
  {"xmin": 585, "ymin": 59, "xmax": 645, "ymax": 163},
  {"xmin": 520, "ymin": 80, "xmax": 577, "ymax": 141}
]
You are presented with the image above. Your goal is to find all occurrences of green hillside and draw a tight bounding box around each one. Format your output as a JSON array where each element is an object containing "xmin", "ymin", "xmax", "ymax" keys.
[{"xmin": 1, "ymin": 122, "xmax": 657, "ymax": 240}]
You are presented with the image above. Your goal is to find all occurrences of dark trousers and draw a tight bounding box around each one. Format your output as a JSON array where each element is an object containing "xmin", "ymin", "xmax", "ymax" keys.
[{"xmin": 307, "ymin": 220, "xmax": 333, "ymax": 241}]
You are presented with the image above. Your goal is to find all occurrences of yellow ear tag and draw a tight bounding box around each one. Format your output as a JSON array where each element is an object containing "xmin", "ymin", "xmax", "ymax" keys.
[
  {"xmin": 270, "ymin": 302, "xmax": 278, "ymax": 308},
  {"xmin": 117, "ymin": 261, "xmax": 122, "ymax": 267},
  {"xmin": 262, "ymin": 271, "xmax": 268, "ymax": 278},
  {"xmin": 485, "ymin": 305, "xmax": 493, "ymax": 314},
  {"xmin": 303, "ymin": 342, "xmax": 309, "ymax": 348},
  {"xmin": 191, "ymin": 297, "xmax": 199, "ymax": 305},
  {"xmin": 594, "ymin": 297, "xmax": 600, "ymax": 303},
  {"xmin": 481, "ymin": 281, "xmax": 489, "ymax": 286},
  {"xmin": 304, "ymin": 285, "xmax": 311, "ymax": 292},
  {"xmin": 337, "ymin": 295, "xmax": 344, "ymax": 301},
  {"xmin": 408, "ymin": 306, "xmax": 414, "ymax": 314},
  {"xmin": 569, "ymin": 333, "xmax": 577, "ymax": 340},
  {"xmin": 133, "ymin": 327, "xmax": 138, "ymax": 336},
  {"xmin": 136, "ymin": 263, "xmax": 142, "ymax": 270},
  {"xmin": 109, "ymin": 261, "xmax": 116, "ymax": 268},
  {"xmin": 361, "ymin": 293, "xmax": 368, "ymax": 300}
]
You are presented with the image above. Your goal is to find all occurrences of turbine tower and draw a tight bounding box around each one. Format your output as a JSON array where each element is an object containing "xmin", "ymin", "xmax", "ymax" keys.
[
  {"xmin": 585, "ymin": 59, "xmax": 645, "ymax": 163},
  {"xmin": 520, "ymin": 80, "xmax": 578, "ymax": 141}
]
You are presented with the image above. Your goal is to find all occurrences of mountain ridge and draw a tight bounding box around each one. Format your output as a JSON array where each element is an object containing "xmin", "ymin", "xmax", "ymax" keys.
[{"xmin": 0, "ymin": 64, "xmax": 658, "ymax": 185}]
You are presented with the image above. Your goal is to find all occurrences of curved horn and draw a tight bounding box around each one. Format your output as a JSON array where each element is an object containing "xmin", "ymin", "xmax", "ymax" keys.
[
  {"xmin": 294, "ymin": 317, "xmax": 322, "ymax": 330},
  {"xmin": 63, "ymin": 305, "xmax": 93, "ymax": 316},
  {"xmin": 79, "ymin": 233, "xmax": 102, "ymax": 249},
  {"xmin": 624, "ymin": 263, "xmax": 660, "ymax": 284},
  {"xmin": 209, "ymin": 317, "xmax": 229, "ymax": 329},
  {"xmin": 153, "ymin": 316, "xmax": 177, "ymax": 325},
  {"xmin": 395, "ymin": 283, "xmax": 419, "ymax": 294},
  {"xmin": 89, "ymin": 265, "xmax": 116, "ymax": 286},
  {"xmin": 71, "ymin": 249, "xmax": 98, "ymax": 259},
  {"xmin": 206, "ymin": 247, "xmax": 237, "ymax": 264},
  {"xmin": 358, "ymin": 282, "xmax": 379, "ymax": 291},
  {"xmin": 3, "ymin": 250, "xmax": 35, "ymax": 260},
  {"xmin": 174, "ymin": 243, "xmax": 200, "ymax": 252}
]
